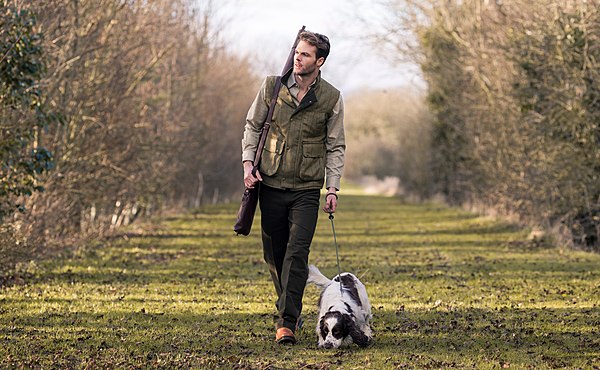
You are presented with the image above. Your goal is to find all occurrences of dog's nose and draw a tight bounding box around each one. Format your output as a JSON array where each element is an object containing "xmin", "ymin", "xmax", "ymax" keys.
[{"xmin": 323, "ymin": 343, "xmax": 333, "ymax": 349}]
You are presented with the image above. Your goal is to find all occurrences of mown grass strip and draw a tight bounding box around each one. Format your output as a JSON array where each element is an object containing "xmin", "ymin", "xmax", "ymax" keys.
[{"xmin": 1, "ymin": 194, "xmax": 599, "ymax": 369}]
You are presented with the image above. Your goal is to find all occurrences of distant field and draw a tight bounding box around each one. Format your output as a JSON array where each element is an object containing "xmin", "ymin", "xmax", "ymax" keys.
[{"xmin": 1, "ymin": 194, "xmax": 599, "ymax": 369}]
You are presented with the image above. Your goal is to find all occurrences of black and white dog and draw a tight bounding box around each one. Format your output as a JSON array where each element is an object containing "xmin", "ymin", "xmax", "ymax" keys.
[{"xmin": 307, "ymin": 265, "xmax": 372, "ymax": 349}]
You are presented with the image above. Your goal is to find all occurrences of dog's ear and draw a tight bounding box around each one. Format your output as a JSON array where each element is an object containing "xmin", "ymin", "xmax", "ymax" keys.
[
  {"xmin": 318, "ymin": 316, "xmax": 328, "ymax": 339},
  {"xmin": 345, "ymin": 315, "xmax": 372, "ymax": 348}
]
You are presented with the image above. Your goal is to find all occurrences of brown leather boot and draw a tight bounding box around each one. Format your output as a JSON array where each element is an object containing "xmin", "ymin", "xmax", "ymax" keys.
[{"xmin": 275, "ymin": 327, "xmax": 296, "ymax": 345}]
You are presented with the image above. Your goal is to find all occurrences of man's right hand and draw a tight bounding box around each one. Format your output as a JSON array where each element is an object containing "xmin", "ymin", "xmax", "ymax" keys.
[{"xmin": 243, "ymin": 161, "xmax": 263, "ymax": 189}]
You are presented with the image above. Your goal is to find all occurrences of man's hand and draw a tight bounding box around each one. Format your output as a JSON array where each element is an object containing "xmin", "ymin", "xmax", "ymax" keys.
[
  {"xmin": 322, "ymin": 187, "xmax": 338, "ymax": 213},
  {"xmin": 243, "ymin": 161, "xmax": 262, "ymax": 189}
]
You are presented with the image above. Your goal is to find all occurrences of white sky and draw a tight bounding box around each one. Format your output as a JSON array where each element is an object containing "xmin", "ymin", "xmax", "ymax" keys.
[{"xmin": 207, "ymin": 0, "xmax": 423, "ymax": 95}]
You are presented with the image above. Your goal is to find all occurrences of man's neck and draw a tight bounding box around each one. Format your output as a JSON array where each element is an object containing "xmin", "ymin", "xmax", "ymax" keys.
[{"xmin": 294, "ymin": 70, "xmax": 319, "ymax": 90}]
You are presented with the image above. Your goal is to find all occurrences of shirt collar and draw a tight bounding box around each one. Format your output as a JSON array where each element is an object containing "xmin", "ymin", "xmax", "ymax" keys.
[{"xmin": 286, "ymin": 72, "xmax": 319, "ymax": 89}]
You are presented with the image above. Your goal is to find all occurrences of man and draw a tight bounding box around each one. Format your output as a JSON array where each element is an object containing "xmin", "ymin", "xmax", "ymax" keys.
[{"xmin": 241, "ymin": 31, "xmax": 345, "ymax": 345}]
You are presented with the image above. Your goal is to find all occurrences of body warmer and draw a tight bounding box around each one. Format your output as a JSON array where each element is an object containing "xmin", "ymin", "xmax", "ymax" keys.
[{"xmin": 259, "ymin": 72, "xmax": 341, "ymax": 190}]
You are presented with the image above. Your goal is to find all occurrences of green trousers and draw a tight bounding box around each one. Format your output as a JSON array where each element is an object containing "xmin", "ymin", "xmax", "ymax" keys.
[{"xmin": 259, "ymin": 184, "xmax": 320, "ymax": 332}]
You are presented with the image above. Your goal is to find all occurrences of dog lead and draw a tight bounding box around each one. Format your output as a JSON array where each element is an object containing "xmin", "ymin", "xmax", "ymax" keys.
[{"xmin": 328, "ymin": 212, "xmax": 344, "ymax": 296}]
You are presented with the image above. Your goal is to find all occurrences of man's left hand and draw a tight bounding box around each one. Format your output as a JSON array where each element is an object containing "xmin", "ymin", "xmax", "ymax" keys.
[{"xmin": 323, "ymin": 189, "xmax": 338, "ymax": 213}]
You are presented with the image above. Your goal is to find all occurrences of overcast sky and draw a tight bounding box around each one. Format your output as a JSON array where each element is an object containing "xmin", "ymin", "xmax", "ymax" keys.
[{"xmin": 208, "ymin": 0, "xmax": 423, "ymax": 95}]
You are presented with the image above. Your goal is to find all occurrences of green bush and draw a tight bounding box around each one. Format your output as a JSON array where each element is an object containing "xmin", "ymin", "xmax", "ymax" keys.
[
  {"xmin": 0, "ymin": 2, "xmax": 55, "ymax": 221},
  {"xmin": 400, "ymin": 1, "xmax": 600, "ymax": 249}
]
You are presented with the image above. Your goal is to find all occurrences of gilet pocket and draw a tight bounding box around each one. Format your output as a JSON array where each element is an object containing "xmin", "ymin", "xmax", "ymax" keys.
[
  {"xmin": 299, "ymin": 141, "xmax": 326, "ymax": 181},
  {"xmin": 259, "ymin": 135, "xmax": 285, "ymax": 176}
]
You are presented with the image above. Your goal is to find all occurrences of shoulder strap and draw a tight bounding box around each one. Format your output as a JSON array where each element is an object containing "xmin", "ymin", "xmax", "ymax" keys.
[
  {"xmin": 252, "ymin": 76, "xmax": 282, "ymax": 173},
  {"xmin": 252, "ymin": 26, "xmax": 305, "ymax": 175}
]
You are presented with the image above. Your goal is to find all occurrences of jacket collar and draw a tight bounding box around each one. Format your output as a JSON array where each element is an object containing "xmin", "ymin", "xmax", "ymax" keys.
[{"xmin": 279, "ymin": 69, "xmax": 320, "ymax": 112}]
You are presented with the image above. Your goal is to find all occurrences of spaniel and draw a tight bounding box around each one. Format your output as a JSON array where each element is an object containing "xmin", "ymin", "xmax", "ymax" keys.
[{"xmin": 307, "ymin": 265, "xmax": 372, "ymax": 349}]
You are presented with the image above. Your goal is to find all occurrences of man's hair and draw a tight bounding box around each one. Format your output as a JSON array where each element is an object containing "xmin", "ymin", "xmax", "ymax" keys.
[{"xmin": 299, "ymin": 31, "xmax": 330, "ymax": 61}]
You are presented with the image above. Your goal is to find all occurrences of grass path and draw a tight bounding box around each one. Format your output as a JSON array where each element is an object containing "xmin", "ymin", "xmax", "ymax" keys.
[{"xmin": 1, "ymin": 194, "xmax": 599, "ymax": 369}]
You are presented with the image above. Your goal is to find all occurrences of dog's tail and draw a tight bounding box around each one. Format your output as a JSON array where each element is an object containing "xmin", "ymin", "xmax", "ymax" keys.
[{"xmin": 307, "ymin": 265, "xmax": 331, "ymax": 290}]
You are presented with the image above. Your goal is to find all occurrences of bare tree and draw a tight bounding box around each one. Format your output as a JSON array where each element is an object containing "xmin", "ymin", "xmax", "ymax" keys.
[
  {"xmin": 375, "ymin": 0, "xmax": 600, "ymax": 248},
  {"xmin": 0, "ymin": 0, "xmax": 257, "ymax": 262}
]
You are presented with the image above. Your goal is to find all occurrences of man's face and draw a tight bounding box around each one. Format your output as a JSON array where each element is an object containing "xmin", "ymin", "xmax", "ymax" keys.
[{"xmin": 294, "ymin": 40, "xmax": 324, "ymax": 76}]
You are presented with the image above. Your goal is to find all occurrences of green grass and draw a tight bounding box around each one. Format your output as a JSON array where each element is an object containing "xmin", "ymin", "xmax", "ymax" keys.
[{"xmin": 1, "ymin": 194, "xmax": 599, "ymax": 369}]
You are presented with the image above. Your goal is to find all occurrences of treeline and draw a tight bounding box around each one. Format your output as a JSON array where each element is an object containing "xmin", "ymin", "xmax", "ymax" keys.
[
  {"xmin": 344, "ymin": 89, "xmax": 431, "ymax": 198},
  {"xmin": 1, "ymin": 0, "xmax": 255, "ymax": 269},
  {"xmin": 381, "ymin": 0, "xmax": 600, "ymax": 249}
]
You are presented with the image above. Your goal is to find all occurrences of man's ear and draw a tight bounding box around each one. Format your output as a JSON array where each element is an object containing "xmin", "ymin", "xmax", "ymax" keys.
[{"xmin": 316, "ymin": 57, "xmax": 325, "ymax": 67}]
